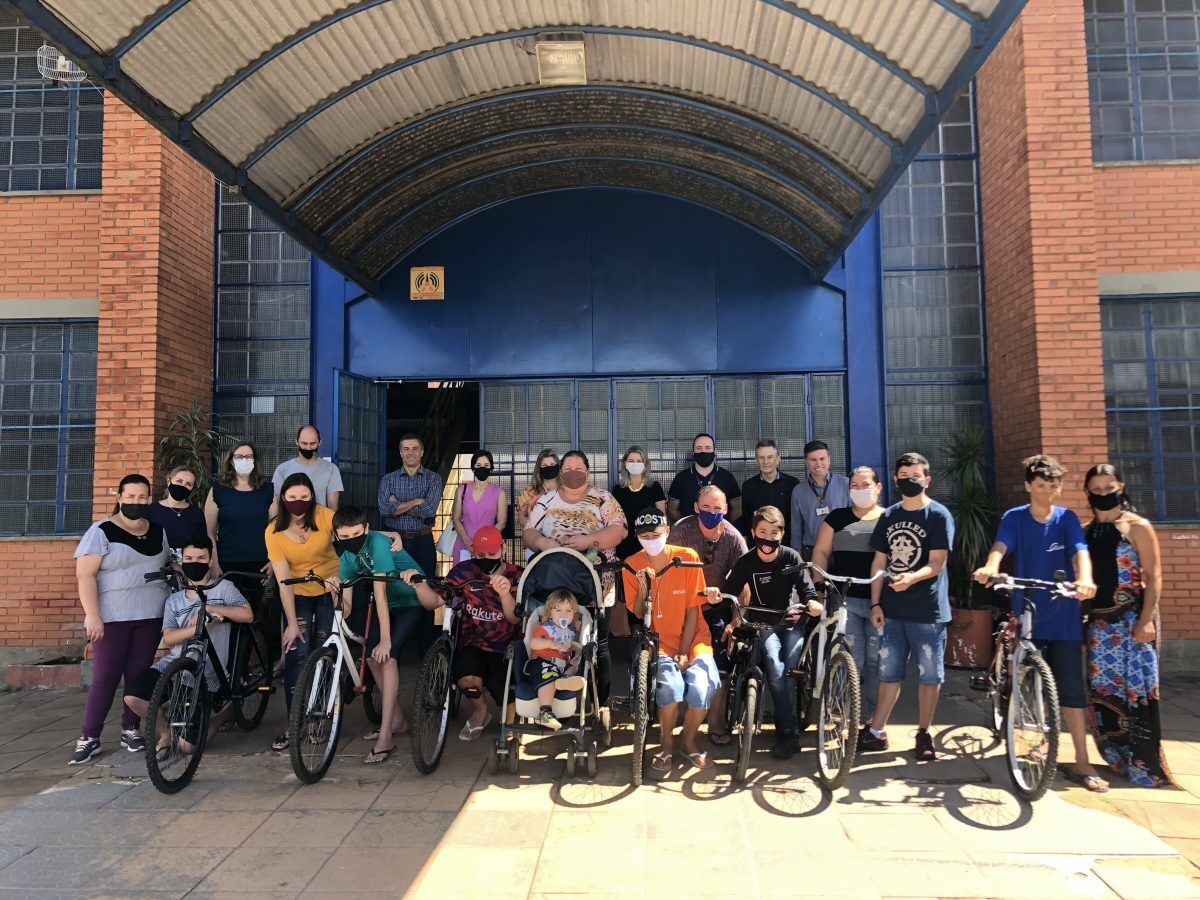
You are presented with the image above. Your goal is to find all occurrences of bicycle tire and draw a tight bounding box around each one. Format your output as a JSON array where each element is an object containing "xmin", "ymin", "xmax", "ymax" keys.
[
  {"xmin": 411, "ymin": 637, "xmax": 453, "ymax": 775},
  {"xmin": 795, "ymin": 643, "xmax": 815, "ymax": 733},
  {"xmin": 1006, "ymin": 650, "xmax": 1060, "ymax": 801},
  {"xmin": 362, "ymin": 668, "xmax": 383, "ymax": 727},
  {"xmin": 233, "ymin": 625, "xmax": 271, "ymax": 731},
  {"xmin": 988, "ymin": 635, "xmax": 1010, "ymax": 738},
  {"xmin": 816, "ymin": 649, "xmax": 861, "ymax": 791},
  {"xmin": 734, "ymin": 678, "xmax": 758, "ymax": 783},
  {"xmin": 145, "ymin": 656, "xmax": 210, "ymax": 795},
  {"xmin": 631, "ymin": 647, "xmax": 651, "ymax": 787},
  {"xmin": 289, "ymin": 646, "xmax": 343, "ymax": 784}
]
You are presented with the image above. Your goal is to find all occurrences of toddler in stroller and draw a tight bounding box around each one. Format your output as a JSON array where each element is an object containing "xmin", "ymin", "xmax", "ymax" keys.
[{"xmin": 527, "ymin": 589, "xmax": 587, "ymax": 730}]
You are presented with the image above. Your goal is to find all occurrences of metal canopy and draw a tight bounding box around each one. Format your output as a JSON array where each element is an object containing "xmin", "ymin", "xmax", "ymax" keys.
[{"xmin": 11, "ymin": 0, "xmax": 1026, "ymax": 291}]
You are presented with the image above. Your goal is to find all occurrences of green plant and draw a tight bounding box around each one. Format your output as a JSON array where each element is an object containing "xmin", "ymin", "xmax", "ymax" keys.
[
  {"xmin": 159, "ymin": 402, "xmax": 230, "ymax": 504},
  {"xmin": 941, "ymin": 426, "xmax": 998, "ymax": 609}
]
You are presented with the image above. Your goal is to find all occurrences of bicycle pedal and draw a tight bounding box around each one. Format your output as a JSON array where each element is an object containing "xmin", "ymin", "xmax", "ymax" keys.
[{"xmin": 968, "ymin": 674, "xmax": 989, "ymax": 693}]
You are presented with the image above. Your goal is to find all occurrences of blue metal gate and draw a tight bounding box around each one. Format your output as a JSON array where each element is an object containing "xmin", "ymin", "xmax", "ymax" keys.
[{"xmin": 332, "ymin": 370, "xmax": 386, "ymax": 523}]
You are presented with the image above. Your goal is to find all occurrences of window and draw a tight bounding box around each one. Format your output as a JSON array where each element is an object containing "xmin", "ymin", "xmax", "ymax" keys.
[
  {"xmin": 1086, "ymin": 0, "xmax": 1200, "ymax": 162},
  {"xmin": 0, "ymin": 11, "xmax": 102, "ymax": 191},
  {"xmin": 1102, "ymin": 296, "xmax": 1200, "ymax": 521},
  {"xmin": 0, "ymin": 320, "xmax": 96, "ymax": 535}
]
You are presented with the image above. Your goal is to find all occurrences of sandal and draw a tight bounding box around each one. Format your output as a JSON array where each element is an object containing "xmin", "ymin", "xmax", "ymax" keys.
[
  {"xmin": 458, "ymin": 713, "xmax": 492, "ymax": 742},
  {"xmin": 271, "ymin": 733, "xmax": 289, "ymax": 752},
  {"xmin": 364, "ymin": 745, "xmax": 396, "ymax": 765},
  {"xmin": 1063, "ymin": 769, "xmax": 1109, "ymax": 793},
  {"xmin": 649, "ymin": 750, "xmax": 673, "ymax": 780},
  {"xmin": 684, "ymin": 751, "xmax": 713, "ymax": 770},
  {"xmin": 709, "ymin": 731, "xmax": 732, "ymax": 746}
]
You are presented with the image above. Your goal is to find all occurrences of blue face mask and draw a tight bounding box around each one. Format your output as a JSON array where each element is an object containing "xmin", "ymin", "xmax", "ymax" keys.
[{"xmin": 697, "ymin": 510, "xmax": 725, "ymax": 529}]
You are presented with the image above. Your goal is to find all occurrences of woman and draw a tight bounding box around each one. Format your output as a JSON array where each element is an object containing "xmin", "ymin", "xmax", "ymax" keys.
[
  {"xmin": 516, "ymin": 448, "xmax": 560, "ymax": 531},
  {"xmin": 450, "ymin": 450, "xmax": 509, "ymax": 564},
  {"xmin": 1083, "ymin": 463, "xmax": 1174, "ymax": 787},
  {"xmin": 264, "ymin": 472, "xmax": 338, "ymax": 752},
  {"xmin": 70, "ymin": 474, "xmax": 171, "ymax": 764},
  {"xmin": 147, "ymin": 465, "xmax": 206, "ymax": 552},
  {"xmin": 611, "ymin": 445, "xmax": 666, "ymax": 560},
  {"xmin": 811, "ymin": 465, "xmax": 885, "ymax": 720},
  {"xmin": 524, "ymin": 449, "xmax": 627, "ymax": 703}
]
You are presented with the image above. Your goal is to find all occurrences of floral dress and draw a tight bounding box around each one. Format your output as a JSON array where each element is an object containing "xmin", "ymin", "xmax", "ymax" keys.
[{"xmin": 1085, "ymin": 521, "xmax": 1173, "ymax": 787}]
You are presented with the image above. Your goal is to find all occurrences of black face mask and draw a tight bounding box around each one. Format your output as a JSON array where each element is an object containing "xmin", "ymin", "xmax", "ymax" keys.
[
  {"xmin": 333, "ymin": 534, "xmax": 368, "ymax": 557},
  {"xmin": 473, "ymin": 466, "xmax": 491, "ymax": 482},
  {"xmin": 119, "ymin": 502, "xmax": 149, "ymax": 521},
  {"xmin": 693, "ymin": 451, "xmax": 716, "ymax": 468},
  {"xmin": 539, "ymin": 464, "xmax": 560, "ymax": 481},
  {"xmin": 756, "ymin": 537, "xmax": 781, "ymax": 554},
  {"xmin": 896, "ymin": 477, "xmax": 926, "ymax": 498},
  {"xmin": 167, "ymin": 483, "xmax": 191, "ymax": 502},
  {"xmin": 1088, "ymin": 490, "xmax": 1122, "ymax": 511},
  {"xmin": 298, "ymin": 447, "xmax": 317, "ymax": 460},
  {"xmin": 181, "ymin": 561, "xmax": 210, "ymax": 583},
  {"xmin": 475, "ymin": 556, "xmax": 503, "ymax": 575}
]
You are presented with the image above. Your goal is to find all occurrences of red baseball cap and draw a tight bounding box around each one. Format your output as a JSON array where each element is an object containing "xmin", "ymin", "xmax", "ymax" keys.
[{"xmin": 472, "ymin": 525, "xmax": 503, "ymax": 555}]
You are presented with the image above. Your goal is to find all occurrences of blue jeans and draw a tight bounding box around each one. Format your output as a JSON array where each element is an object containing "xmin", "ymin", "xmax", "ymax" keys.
[
  {"xmin": 758, "ymin": 622, "xmax": 806, "ymax": 735},
  {"xmin": 283, "ymin": 593, "xmax": 334, "ymax": 712},
  {"xmin": 655, "ymin": 654, "xmax": 719, "ymax": 709},
  {"xmin": 878, "ymin": 619, "xmax": 946, "ymax": 686},
  {"xmin": 842, "ymin": 604, "xmax": 882, "ymax": 718}
]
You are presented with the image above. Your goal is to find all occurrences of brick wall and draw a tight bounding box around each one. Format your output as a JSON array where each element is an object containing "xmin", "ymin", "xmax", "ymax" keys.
[
  {"xmin": 0, "ymin": 540, "xmax": 80, "ymax": 651},
  {"xmin": 1094, "ymin": 163, "xmax": 1200, "ymax": 272},
  {"xmin": 0, "ymin": 193, "xmax": 102, "ymax": 299}
]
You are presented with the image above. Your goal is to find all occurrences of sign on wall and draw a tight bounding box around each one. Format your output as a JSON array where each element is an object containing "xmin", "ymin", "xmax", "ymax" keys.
[{"xmin": 410, "ymin": 266, "xmax": 444, "ymax": 300}]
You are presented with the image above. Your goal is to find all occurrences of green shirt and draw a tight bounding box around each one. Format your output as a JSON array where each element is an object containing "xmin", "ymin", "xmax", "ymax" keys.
[{"xmin": 338, "ymin": 531, "xmax": 424, "ymax": 609}]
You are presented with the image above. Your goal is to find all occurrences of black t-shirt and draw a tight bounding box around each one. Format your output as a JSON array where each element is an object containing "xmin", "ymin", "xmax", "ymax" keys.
[
  {"xmin": 610, "ymin": 481, "xmax": 667, "ymax": 560},
  {"xmin": 738, "ymin": 471, "xmax": 799, "ymax": 543},
  {"xmin": 869, "ymin": 500, "xmax": 954, "ymax": 624},
  {"xmin": 725, "ymin": 545, "xmax": 814, "ymax": 623},
  {"xmin": 99, "ymin": 520, "xmax": 168, "ymax": 556},
  {"xmin": 668, "ymin": 465, "xmax": 741, "ymax": 518},
  {"xmin": 823, "ymin": 507, "xmax": 878, "ymax": 600}
]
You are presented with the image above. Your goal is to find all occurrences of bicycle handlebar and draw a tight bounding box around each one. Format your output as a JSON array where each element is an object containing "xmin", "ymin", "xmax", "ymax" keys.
[
  {"xmin": 804, "ymin": 561, "xmax": 894, "ymax": 587},
  {"xmin": 280, "ymin": 571, "xmax": 399, "ymax": 591},
  {"xmin": 986, "ymin": 571, "xmax": 1076, "ymax": 598},
  {"xmin": 144, "ymin": 566, "xmax": 266, "ymax": 591}
]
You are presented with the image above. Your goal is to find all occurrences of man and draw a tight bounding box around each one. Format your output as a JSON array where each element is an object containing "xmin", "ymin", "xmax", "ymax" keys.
[
  {"xmin": 378, "ymin": 433, "xmax": 443, "ymax": 651},
  {"xmin": 668, "ymin": 485, "xmax": 747, "ymax": 591},
  {"xmin": 857, "ymin": 452, "xmax": 954, "ymax": 762},
  {"xmin": 739, "ymin": 439, "xmax": 799, "ymax": 546},
  {"xmin": 667, "ymin": 433, "xmax": 741, "ymax": 525},
  {"xmin": 272, "ymin": 424, "xmax": 344, "ymax": 510},
  {"xmin": 789, "ymin": 439, "xmax": 849, "ymax": 559}
]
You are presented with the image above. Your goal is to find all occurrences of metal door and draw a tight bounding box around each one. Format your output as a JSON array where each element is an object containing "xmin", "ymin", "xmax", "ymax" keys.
[{"xmin": 332, "ymin": 370, "xmax": 386, "ymax": 523}]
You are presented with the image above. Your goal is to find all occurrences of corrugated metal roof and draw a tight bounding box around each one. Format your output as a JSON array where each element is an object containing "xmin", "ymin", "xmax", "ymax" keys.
[{"xmin": 12, "ymin": 0, "xmax": 1028, "ymax": 289}]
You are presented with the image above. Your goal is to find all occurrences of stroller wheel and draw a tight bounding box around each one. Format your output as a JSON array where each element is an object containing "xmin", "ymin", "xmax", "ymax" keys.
[
  {"xmin": 507, "ymin": 740, "xmax": 520, "ymax": 775},
  {"xmin": 598, "ymin": 707, "xmax": 613, "ymax": 749},
  {"xmin": 565, "ymin": 750, "xmax": 577, "ymax": 777},
  {"xmin": 586, "ymin": 742, "xmax": 598, "ymax": 778},
  {"xmin": 488, "ymin": 741, "xmax": 501, "ymax": 775}
]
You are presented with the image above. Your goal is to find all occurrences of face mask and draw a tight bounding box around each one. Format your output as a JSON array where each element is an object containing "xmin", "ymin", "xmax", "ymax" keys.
[
  {"xmin": 693, "ymin": 451, "xmax": 716, "ymax": 468},
  {"xmin": 539, "ymin": 464, "xmax": 560, "ymax": 481},
  {"xmin": 284, "ymin": 498, "xmax": 313, "ymax": 516},
  {"xmin": 167, "ymin": 483, "xmax": 192, "ymax": 502},
  {"xmin": 555, "ymin": 614, "xmax": 573, "ymax": 629},
  {"xmin": 697, "ymin": 509, "xmax": 725, "ymax": 529},
  {"xmin": 850, "ymin": 488, "xmax": 876, "ymax": 508},
  {"xmin": 560, "ymin": 469, "xmax": 588, "ymax": 490},
  {"xmin": 333, "ymin": 534, "xmax": 367, "ymax": 557},
  {"xmin": 473, "ymin": 466, "xmax": 491, "ymax": 482},
  {"xmin": 120, "ymin": 502, "xmax": 149, "ymax": 521},
  {"xmin": 756, "ymin": 537, "xmax": 781, "ymax": 554},
  {"xmin": 298, "ymin": 447, "xmax": 317, "ymax": 460},
  {"xmin": 181, "ymin": 561, "xmax": 210, "ymax": 583},
  {"xmin": 475, "ymin": 556, "xmax": 503, "ymax": 575},
  {"xmin": 639, "ymin": 534, "xmax": 668, "ymax": 556},
  {"xmin": 896, "ymin": 477, "xmax": 926, "ymax": 498},
  {"xmin": 232, "ymin": 458, "xmax": 255, "ymax": 476},
  {"xmin": 625, "ymin": 461, "xmax": 645, "ymax": 476},
  {"xmin": 1088, "ymin": 490, "xmax": 1122, "ymax": 511}
]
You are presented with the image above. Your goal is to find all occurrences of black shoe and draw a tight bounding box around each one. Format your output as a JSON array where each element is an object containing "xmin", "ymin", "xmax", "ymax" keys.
[
  {"xmin": 69, "ymin": 737, "xmax": 101, "ymax": 765},
  {"xmin": 120, "ymin": 729, "xmax": 146, "ymax": 752},
  {"xmin": 856, "ymin": 725, "xmax": 888, "ymax": 753},
  {"xmin": 771, "ymin": 734, "xmax": 800, "ymax": 760}
]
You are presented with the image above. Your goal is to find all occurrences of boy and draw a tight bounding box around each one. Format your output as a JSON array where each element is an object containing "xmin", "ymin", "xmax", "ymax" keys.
[
  {"xmin": 123, "ymin": 535, "xmax": 253, "ymax": 754},
  {"xmin": 528, "ymin": 589, "xmax": 585, "ymax": 730},
  {"xmin": 973, "ymin": 455, "xmax": 1102, "ymax": 790},
  {"xmin": 858, "ymin": 452, "xmax": 954, "ymax": 761},
  {"xmin": 724, "ymin": 505, "xmax": 822, "ymax": 760},
  {"xmin": 623, "ymin": 508, "xmax": 719, "ymax": 779},
  {"xmin": 332, "ymin": 504, "xmax": 426, "ymax": 764}
]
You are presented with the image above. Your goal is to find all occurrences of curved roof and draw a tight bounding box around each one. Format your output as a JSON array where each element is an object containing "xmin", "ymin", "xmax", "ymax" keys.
[{"xmin": 14, "ymin": 0, "xmax": 1026, "ymax": 290}]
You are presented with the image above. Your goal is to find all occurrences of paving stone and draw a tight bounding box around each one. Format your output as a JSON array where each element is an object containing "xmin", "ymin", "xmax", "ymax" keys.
[
  {"xmin": 1134, "ymin": 800, "xmax": 1200, "ymax": 838},
  {"xmin": 305, "ymin": 846, "xmax": 427, "ymax": 894},
  {"xmin": 0, "ymin": 846, "xmax": 27, "ymax": 873},
  {"xmin": 145, "ymin": 810, "xmax": 271, "ymax": 848},
  {"xmin": 278, "ymin": 777, "xmax": 385, "ymax": 810},
  {"xmin": 0, "ymin": 845, "xmax": 225, "ymax": 892},
  {"xmin": 1092, "ymin": 856, "xmax": 1200, "ymax": 898},
  {"xmin": 967, "ymin": 853, "xmax": 1117, "ymax": 898},
  {"xmin": 369, "ymin": 777, "xmax": 473, "ymax": 811},
  {"xmin": 195, "ymin": 846, "xmax": 331, "ymax": 894},
  {"xmin": 243, "ymin": 809, "xmax": 364, "ymax": 848},
  {"xmin": 0, "ymin": 729, "xmax": 79, "ymax": 755},
  {"xmin": 408, "ymin": 846, "xmax": 540, "ymax": 898},
  {"xmin": 341, "ymin": 809, "xmax": 455, "ymax": 849},
  {"xmin": 862, "ymin": 851, "xmax": 993, "ymax": 898}
]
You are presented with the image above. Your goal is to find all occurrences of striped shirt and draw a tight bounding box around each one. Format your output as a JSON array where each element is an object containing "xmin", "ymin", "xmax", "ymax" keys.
[{"xmin": 378, "ymin": 465, "xmax": 443, "ymax": 532}]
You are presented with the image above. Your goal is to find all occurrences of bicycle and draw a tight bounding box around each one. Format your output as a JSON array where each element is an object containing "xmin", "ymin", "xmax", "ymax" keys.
[
  {"xmin": 140, "ymin": 566, "xmax": 274, "ymax": 794},
  {"xmin": 719, "ymin": 591, "xmax": 782, "ymax": 783},
  {"xmin": 409, "ymin": 574, "xmax": 466, "ymax": 775},
  {"xmin": 970, "ymin": 570, "xmax": 1074, "ymax": 801},
  {"xmin": 280, "ymin": 570, "xmax": 402, "ymax": 784}
]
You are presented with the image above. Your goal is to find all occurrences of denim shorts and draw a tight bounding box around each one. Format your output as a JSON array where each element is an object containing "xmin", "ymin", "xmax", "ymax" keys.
[
  {"xmin": 655, "ymin": 653, "xmax": 719, "ymax": 710},
  {"xmin": 1033, "ymin": 638, "xmax": 1086, "ymax": 708},
  {"xmin": 878, "ymin": 619, "xmax": 946, "ymax": 686}
]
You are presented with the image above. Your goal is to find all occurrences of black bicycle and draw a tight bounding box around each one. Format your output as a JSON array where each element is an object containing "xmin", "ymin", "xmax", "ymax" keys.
[
  {"xmin": 721, "ymin": 593, "xmax": 785, "ymax": 782},
  {"xmin": 141, "ymin": 567, "xmax": 273, "ymax": 794},
  {"xmin": 410, "ymin": 574, "xmax": 465, "ymax": 775}
]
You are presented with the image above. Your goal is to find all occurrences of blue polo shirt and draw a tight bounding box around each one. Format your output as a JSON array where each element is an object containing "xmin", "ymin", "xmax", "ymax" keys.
[{"xmin": 995, "ymin": 505, "xmax": 1088, "ymax": 641}]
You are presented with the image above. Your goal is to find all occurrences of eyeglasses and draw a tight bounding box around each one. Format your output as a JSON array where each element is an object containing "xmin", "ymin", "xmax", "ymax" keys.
[
  {"xmin": 703, "ymin": 541, "xmax": 716, "ymax": 564},
  {"xmin": 232, "ymin": 454, "xmax": 254, "ymax": 461}
]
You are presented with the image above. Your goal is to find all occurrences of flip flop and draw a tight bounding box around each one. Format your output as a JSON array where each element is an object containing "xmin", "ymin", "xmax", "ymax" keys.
[
  {"xmin": 364, "ymin": 745, "xmax": 396, "ymax": 765},
  {"xmin": 684, "ymin": 751, "xmax": 713, "ymax": 770},
  {"xmin": 1063, "ymin": 769, "xmax": 1109, "ymax": 793},
  {"xmin": 458, "ymin": 713, "xmax": 493, "ymax": 741},
  {"xmin": 362, "ymin": 723, "xmax": 410, "ymax": 741},
  {"xmin": 709, "ymin": 732, "xmax": 732, "ymax": 746},
  {"xmin": 271, "ymin": 733, "xmax": 289, "ymax": 752},
  {"xmin": 649, "ymin": 750, "xmax": 673, "ymax": 780}
]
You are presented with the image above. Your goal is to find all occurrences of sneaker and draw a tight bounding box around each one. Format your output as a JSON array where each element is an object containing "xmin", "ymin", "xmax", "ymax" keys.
[
  {"xmin": 120, "ymin": 729, "xmax": 146, "ymax": 752},
  {"xmin": 770, "ymin": 734, "xmax": 800, "ymax": 760},
  {"xmin": 856, "ymin": 725, "xmax": 888, "ymax": 753},
  {"xmin": 535, "ymin": 709, "xmax": 562, "ymax": 731},
  {"xmin": 69, "ymin": 737, "xmax": 101, "ymax": 765},
  {"xmin": 914, "ymin": 728, "xmax": 936, "ymax": 761}
]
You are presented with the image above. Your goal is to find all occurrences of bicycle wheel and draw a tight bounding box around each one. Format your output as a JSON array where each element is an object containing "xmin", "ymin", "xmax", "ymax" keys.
[
  {"xmin": 1006, "ymin": 650, "xmax": 1060, "ymax": 801},
  {"xmin": 289, "ymin": 646, "xmax": 343, "ymax": 784},
  {"xmin": 233, "ymin": 625, "xmax": 272, "ymax": 731},
  {"xmin": 631, "ymin": 647, "xmax": 651, "ymax": 787},
  {"xmin": 145, "ymin": 657, "xmax": 210, "ymax": 794},
  {"xmin": 411, "ymin": 637, "xmax": 453, "ymax": 775},
  {"xmin": 816, "ymin": 649, "xmax": 861, "ymax": 791},
  {"xmin": 362, "ymin": 668, "xmax": 383, "ymax": 727},
  {"xmin": 794, "ymin": 644, "xmax": 815, "ymax": 733},
  {"xmin": 988, "ymin": 637, "xmax": 1010, "ymax": 738},
  {"xmin": 734, "ymin": 678, "xmax": 758, "ymax": 783}
]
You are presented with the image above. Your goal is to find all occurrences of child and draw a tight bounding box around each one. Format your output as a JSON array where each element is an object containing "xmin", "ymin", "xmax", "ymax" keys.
[
  {"xmin": 528, "ymin": 589, "xmax": 586, "ymax": 730},
  {"xmin": 331, "ymin": 505, "xmax": 426, "ymax": 764},
  {"xmin": 973, "ymin": 455, "xmax": 1101, "ymax": 789},
  {"xmin": 123, "ymin": 535, "xmax": 253, "ymax": 754}
]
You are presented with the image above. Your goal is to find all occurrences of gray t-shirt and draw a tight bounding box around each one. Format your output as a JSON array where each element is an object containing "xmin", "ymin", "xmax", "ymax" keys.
[
  {"xmin": 74, "ymin": 520, "xmax": 171, "ymax": 622},
  {"xmin": 668, "ymin": 516, "xmax": 748, "ymax": 592},
  {"xmin": 272, "ymin": 457, "xmax": 344, "ymax": 507},
  {"xmin": 153, "ymin": 580, "xmax": 248, "ymax": 691}
]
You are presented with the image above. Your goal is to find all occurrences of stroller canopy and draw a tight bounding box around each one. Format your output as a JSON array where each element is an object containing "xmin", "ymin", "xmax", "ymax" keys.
[{"xmin": 516, "ymin": 548, "xmax": 603, "ymax": 618}]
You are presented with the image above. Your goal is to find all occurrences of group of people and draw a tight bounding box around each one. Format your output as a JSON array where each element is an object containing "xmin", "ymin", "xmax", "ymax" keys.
[{"xmin": 69, "ymin": 425, "xmax": 1172, "ymax": 792}]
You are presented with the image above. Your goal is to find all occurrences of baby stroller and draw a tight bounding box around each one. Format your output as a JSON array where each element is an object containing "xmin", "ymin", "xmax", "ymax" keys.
[{"xmin": 490, "ymin": 548, "xmax": 613, "ymax": 776}]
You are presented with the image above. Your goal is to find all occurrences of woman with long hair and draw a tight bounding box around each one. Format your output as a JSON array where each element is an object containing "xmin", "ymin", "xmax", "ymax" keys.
[
  {"xmin": 450, "ymin": 449, "xmax": 509, "ymax": 564},
  {"xmin": 517, "ymin": 448, "xmax": 560, "ymax": 529},
  {"xmin": 611, "ymin": 445, "xmax": 666, "ymax": 560},
  {"xmin": 147, "ymin": 465, "xmax": 206, "ymax": 552}
]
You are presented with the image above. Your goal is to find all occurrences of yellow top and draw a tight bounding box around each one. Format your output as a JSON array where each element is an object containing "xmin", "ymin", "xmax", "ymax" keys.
[{"xmin": 264, "ymin": 505, "xmax": 338, "ymax": 596}]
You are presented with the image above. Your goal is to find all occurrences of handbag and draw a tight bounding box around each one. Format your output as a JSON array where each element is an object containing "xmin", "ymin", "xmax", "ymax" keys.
[{"xmin": 435, "ymin": 485, "xmax": 464, "ymax": 556}]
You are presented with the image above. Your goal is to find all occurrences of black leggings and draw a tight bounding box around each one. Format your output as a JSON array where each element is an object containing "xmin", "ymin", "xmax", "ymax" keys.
[
  {"xmin": 224, "ymin": 562, "xmax": 277, "ymax": 665},
  {"xmin": 595, "ymin": 606, "xmax": 611, "ymax": 705}
]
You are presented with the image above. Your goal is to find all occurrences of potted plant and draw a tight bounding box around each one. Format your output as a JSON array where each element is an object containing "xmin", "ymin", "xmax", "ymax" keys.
[
  {"xmin": 158, "ymin": 402, "xmax": 229, "ymax": 503},
  {"xmin": 941, "ymin": 426, "xmax": 999, "ymax": 669}
]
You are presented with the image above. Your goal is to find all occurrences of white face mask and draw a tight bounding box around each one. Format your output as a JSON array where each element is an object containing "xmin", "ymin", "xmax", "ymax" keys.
[
  {"xmin": 625, "ymin": 461, "xmax": 646, "ymax": 476},
  {"xmin": 638, "ymin": 534, "xmax": 668, "ymax": 556},
  {"xmin": 849, "ymin": 487, "xmax": 876, "ymax": 508},
  {"xmin": 233, "ymin": 459, "xmax": 255, "ymax": 476}
]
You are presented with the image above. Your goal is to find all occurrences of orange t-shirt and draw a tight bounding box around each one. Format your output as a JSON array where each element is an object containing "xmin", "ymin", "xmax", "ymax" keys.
[{"xmin": 622, "ymin": 545, "xmax": 712, "ymax": 660}]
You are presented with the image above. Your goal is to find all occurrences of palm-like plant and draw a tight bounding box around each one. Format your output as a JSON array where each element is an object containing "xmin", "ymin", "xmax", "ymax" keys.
[
  {"xmin": 159, "ymin": 402, "xmax": 230, "ymax": 504},
  {"xmin": 941, "ymin": 426, "xmax": 998, "ymax": 609}
]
